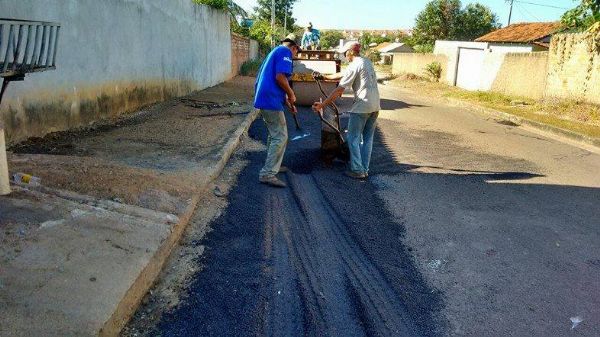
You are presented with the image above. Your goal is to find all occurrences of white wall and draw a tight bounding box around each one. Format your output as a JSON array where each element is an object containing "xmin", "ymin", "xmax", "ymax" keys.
[
  {"xmin": 0, "ymin": 0, "xmax": 232, "ymax": 143},
  {"xmin": 434, "ymin": 40, "xmax": 537, "ymax": 88},
  {"xmin": 489, "ymin": 43, "xmax": 534, "ymax": 53}
]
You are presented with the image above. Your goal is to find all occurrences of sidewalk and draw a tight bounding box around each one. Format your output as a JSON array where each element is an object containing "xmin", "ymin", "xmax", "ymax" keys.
[{"xmin": 0, "ymin": 77, "xmax": 258, "ymax": 336}]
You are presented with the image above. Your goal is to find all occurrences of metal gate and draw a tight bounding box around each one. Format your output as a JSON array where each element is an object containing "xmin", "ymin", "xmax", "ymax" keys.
[
  {"xmin": 455, "ymin": 47, "xmax": 485, "ymax": 91},
  {"xmin": 0, "ymin": 18, "xmax": 60, "ymax": 78},
  {"xmin": 0, "ymin": 18, "xmax": 61, "ymax": 195}
]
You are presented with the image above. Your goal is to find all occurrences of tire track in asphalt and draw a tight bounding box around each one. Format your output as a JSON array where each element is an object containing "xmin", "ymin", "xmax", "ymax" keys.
[{"xmin": 263, "ymin": 172, "xmax": 421, "ymax": 337}]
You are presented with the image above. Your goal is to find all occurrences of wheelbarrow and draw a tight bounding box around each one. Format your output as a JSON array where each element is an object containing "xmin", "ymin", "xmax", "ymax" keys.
[{"xmin": 312, "ymin": 75, "xmax": 349, "ymax": 165}]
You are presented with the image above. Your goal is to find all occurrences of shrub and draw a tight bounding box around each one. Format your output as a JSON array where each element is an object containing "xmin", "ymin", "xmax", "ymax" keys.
[
  {"xmin": 366, "ymin": 50, "xmax": 381, "ymax": 63},
  {"xmin": 193, "ymin": 0, "xmax": 228, "ymax": 10},
  {"xmin": 240, "ymin": 59, "xmax": 263, "ymax": 77},
  {"xmin": 425, "ymin": 61, "xmax": 442, "ymax": 82}
]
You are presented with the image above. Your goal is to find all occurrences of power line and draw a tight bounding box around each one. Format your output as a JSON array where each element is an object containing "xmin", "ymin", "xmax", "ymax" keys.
[
  {"xmin": 514, "ymin": 1, "xmax": 569, "ymax": 10},
  {"xmin": 517, "ymin": 3, "xmax": 542, "ymax": 21},
  {"xmin": 517, "ymin": 5, "xmax": 542, "ymax": 21}
]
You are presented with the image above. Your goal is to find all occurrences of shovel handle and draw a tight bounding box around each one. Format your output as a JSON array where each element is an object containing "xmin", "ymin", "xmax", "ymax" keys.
[{"xmin": 293, "ymin": 112, "xmax": 301, "ymax": 130}]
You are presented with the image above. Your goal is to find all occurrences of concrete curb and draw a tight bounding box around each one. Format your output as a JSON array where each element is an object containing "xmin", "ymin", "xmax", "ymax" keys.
[
  {"xmin": 446, "ymin": 98, "xmax": 600, "ymax": 149},
  {"xmin": 99, "ymin": 109, "xmax": 260, "ymax": 337}
]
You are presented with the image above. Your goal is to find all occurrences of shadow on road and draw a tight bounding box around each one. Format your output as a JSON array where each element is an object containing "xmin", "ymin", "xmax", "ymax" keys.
[{"xmin": 380, "ymin": 98, "xmax": 428, "ymax": 111}]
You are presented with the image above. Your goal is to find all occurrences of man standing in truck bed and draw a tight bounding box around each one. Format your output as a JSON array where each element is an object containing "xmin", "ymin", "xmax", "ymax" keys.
[{"xmin": 254, "ymin": 37, "xmax": 300, "ymax": 188}]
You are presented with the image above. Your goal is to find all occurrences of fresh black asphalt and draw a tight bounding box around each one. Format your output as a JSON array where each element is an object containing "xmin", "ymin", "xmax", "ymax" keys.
[{"xmin": 154, "ymin": 105, "xmax": 443, "ymax": 336}]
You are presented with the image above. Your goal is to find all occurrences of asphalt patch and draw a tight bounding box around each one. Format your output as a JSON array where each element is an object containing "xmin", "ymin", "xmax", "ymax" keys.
[{"xmin": 154, "ymin": 107, "xmax": 444, "ymax": 336}]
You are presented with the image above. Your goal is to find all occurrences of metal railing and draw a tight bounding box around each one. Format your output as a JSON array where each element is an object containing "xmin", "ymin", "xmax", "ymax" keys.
[{"xmin": 0, "ymin": 18, "xmax": 61, "ymax": 78}]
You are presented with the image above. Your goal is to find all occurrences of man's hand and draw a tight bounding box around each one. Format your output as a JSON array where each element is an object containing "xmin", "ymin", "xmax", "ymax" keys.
[
  {"xmin": 286, "ymin": 99, "xmax": 297, "ymax": 114},
  {"xmin": 286, "ymin": 94, "xmax": 297, "ymax": 114},
  {"xmin": 312, "ymin": 71, "xmax": 324, "ymax": 81},
  {"xmin": 287, "ymin": 93, "xmax": 296, "ymax": 106},
  {"xmin": 312, "ymin": 101, "xmax": 324, "ymax": 115}
]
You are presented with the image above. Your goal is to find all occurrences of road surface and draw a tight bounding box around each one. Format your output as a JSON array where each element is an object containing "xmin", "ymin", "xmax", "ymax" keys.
[{"xmin": 144, "ymin": 83, "xmax": 600, "ymax": 336}]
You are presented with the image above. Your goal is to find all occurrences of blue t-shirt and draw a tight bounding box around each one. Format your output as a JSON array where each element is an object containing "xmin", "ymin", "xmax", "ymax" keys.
[{"xmin": 254, "ymin": 46, "xmax": 293, "ymax": 111}]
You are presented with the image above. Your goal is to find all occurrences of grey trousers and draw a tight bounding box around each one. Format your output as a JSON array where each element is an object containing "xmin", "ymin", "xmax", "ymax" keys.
[{"xmin": 259, "ymin": 109, "xmax": 288, "ymax": 177}]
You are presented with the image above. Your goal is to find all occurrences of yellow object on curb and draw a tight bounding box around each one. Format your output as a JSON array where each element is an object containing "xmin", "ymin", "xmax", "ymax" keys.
[{"xmin": 0, "ymin": 127, "xmax": 10, "ymax": 195}]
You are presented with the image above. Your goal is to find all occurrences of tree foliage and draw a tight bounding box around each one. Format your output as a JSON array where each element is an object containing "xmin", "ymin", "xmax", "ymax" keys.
[
  {"xmin": 359, "ymin": 32, "xmax": 375, "ymax": 50},
  {"xmin": 456, "ymin": 4, "xmax": 501, "ymax": 40},
  {"xmin": 320, "ymin": 31, "xmax": 345, "ymax": 50},
  {"xmin": 561, "ymin": 0, "xmax": 600, "ymax": 31},
  {"xmin": 193, "ymin": 0, "xmax": 228, "ymax": 10},
  {"xmin": 249, "ymin": 19, "xmax": 275, "ymax": 52},
  {"xmin": 411, "ymin": 0, "xmax": 499, "ymax": 51},
  {"xmin": 254, "ymin": 0, "xmax": 298, "ymax": 30}
]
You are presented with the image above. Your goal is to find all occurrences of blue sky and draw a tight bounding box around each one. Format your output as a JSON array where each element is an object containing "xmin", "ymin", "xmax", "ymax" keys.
[{"xmin": 234, "ymin": 0, "xmax": 577, "ymax": 29}]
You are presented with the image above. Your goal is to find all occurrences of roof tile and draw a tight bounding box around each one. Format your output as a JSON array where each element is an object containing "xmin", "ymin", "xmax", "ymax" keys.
[{"xmin": 475, "ymin": 22, "xmax": 562, "ymax": 43}]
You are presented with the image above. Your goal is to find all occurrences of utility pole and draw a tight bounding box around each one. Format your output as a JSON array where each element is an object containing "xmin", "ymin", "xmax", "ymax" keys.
[
  {"xmin": 271, "ymin": 0, "xmax": 275, "ymax": 47},
  {"xmin": 507, "ymin": 0, "xmax": 514, "ymax": 26}
]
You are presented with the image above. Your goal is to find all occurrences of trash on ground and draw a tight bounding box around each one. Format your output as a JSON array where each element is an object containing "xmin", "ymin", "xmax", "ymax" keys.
[
  {"xmin": 12, "ymin": 172, "xmax": 41, "ymax": 186},
  {"xmin": 427, "ymin": 259, "xmax": 443, "ymax": 271},
  {"xmin": 291, "ymin": 133, "xmax": 311, "ymax": 141},
  {"xmin": 40, "ymin": 219, "xmax": 65, "ymax": 229},
  {"xmin": 213, "ymin": 185, "xmax": 227, "ymax": 198},
  {"xmin": 166, "ymin": 214, "xmax": 179, "ymax": 224},
  {"xmin": 570, "ymin": 316, "xmax": 583, "ymax": 330},
  {"xmin": 71, "ymin": 209, "xmax": 89, "ymax": 218}
]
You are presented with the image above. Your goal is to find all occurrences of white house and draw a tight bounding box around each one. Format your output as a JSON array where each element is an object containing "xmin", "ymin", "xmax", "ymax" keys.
[
  {"xmin": 433, "ymin": 22, "xmax": 561, "ymax": 90},
  {"xmin": 375, "ymin": 42, "xmax": 414, "ymax": 64}
]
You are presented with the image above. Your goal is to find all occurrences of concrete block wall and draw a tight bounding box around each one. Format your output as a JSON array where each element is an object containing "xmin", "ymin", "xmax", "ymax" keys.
[
  {"xmin": 546, "ymin": 33, "xmax": 600, "ymax": 105},
  {"xmin": 392, "ymin": 53, "xmax": 449, "ymax": 82},
  {"xmin": 0, "ymin": 0, "xmax": 232, "ymax": 144}
]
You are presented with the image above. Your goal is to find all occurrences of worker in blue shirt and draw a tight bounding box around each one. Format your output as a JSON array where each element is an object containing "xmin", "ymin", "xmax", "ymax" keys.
[
  {"xmin": 254, "ymin": 37, "xmax": 300, "ymax": 188},
  {"xmin": 301, "ymin": 22, "xmax": 320, "ymax": 50}
]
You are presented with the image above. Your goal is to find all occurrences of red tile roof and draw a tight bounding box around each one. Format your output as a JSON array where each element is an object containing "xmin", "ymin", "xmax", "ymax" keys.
[{"xmin": 475, "ymin": 22, "xmax": 562, "ymax": 43}]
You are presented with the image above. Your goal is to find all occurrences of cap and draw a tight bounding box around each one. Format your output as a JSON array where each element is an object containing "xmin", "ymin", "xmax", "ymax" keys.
[
  {"xmin": 281, "ymin": 34, "xmax": 301, "ymax": 50},
  {"xmin": 338, "ymin": 41, "xmax": 360, "ymax": 54}
]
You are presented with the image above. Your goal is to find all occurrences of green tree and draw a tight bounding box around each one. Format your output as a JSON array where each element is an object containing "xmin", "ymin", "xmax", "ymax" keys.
[
  {"xmin": 455, "ymin": 3, "xmax": 501, "ymax": 40},
  {"xmin": 561, "ymin": 0, "xmax": 600, "ymax": 31},
  {"xmin": 320, "ymin": 30, "xmax": 344, "ymax": 49},
  {"xmin": 373, "ymin": 35, "xmax": 393, "ymax": 45},
  {"xmin": 359, "ymin": 32, "xmax": 375, "ymax": 50},
  {"xmin": 195, "ymin": 0, "xmax": 250, "ymax": 37},
  {"xmin": 412, "ymin": 0, "xmax": 461, "ymax": 48},
  {"xmin": 254, "ymin": 0, "xmax": 298, "ymax": 30},
  {"xmin": 412, "ymin": 0, "xmax": 498, "ymax": 51},
  {"xmin": 249, "ymin": 19, "xmax": 275, "ymax": 52}
]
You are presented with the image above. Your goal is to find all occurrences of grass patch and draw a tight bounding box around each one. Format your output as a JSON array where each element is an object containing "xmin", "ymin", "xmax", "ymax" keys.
[
  {"xmin": 240, "ymin": 59, "xmax": 263, "ymax": 77},
  {"xmin": 389, "ymin": 74, "xmax": 600, "ymax": 139}
]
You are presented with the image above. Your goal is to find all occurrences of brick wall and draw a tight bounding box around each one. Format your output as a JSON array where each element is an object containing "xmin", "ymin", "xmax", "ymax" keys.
[
  {"xmin": 545, "ymin": 33, "xmax": 600, "ymax": 105},
  {"xmin": 231, "ymin": 33, "xmax": 250, "ymax": 77}
]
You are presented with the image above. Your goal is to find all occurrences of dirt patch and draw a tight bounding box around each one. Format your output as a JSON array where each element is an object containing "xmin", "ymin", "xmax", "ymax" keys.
[{"xmin": 6, "ymin": 77, "xmax": 257, "ymax": 214}]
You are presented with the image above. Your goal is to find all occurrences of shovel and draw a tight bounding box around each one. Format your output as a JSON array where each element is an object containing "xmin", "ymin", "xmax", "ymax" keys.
[{"xmin": 289, "ymin": 105, "xmax": 311, "ymax": 141}]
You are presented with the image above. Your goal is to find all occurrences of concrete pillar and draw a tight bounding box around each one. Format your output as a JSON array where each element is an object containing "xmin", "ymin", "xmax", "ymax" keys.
[{"xmin": 0, "ymin": 127, "xmax": 10, "ymax": 195}]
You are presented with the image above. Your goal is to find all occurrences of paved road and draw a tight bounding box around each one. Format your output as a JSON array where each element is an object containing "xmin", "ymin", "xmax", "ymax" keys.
[{"xmin": 153, "ymin": 84, "xmax": 600, "ymax": 336}]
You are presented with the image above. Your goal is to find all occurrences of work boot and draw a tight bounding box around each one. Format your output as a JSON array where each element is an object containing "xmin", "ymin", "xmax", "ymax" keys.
[
  {"xmin": 278, "ymin": 166, "xmax": 289, "ymax": 173},
  {"xmin": 259, "ymin": 175, "xmax": 287, "ymax": 188},
  {"xmin": 344, "ymin": 170, "xmax": 367, "ymax": 180}
]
